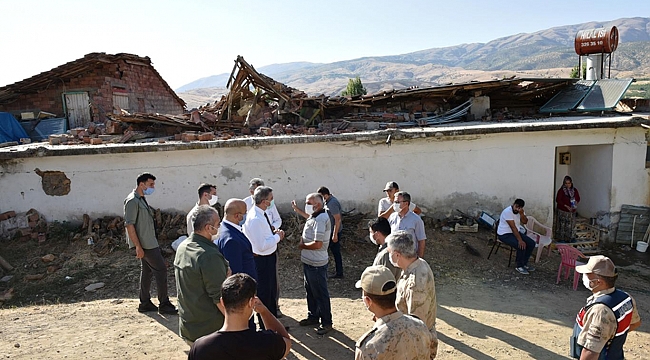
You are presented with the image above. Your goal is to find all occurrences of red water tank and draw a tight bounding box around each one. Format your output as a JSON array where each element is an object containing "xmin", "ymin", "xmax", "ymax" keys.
[{"xmin": 574, "ymin": 26, "xmax": 619, "ymax": 55}]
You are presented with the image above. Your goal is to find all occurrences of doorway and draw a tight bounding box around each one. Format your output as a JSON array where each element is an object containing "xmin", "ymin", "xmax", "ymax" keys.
[
  {"xmin": 554, "ymin": 144, "xmax": 613, "ymax": 227},
  {"xmin": 64, "ymin": 92, "xmax": 91, "ymax": 128}
]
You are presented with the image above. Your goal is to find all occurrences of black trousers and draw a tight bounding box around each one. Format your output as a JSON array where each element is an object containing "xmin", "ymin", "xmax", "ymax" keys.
[
  {"xmin": 254, "ymin": 251, "xmax": 278, "ymax": 329},
  {"xmin": 139, "ymin": 247, "xmax": 170, "ymax": 305}
]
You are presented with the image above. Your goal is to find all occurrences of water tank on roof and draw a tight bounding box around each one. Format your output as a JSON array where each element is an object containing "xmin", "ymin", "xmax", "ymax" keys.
[{"xmin": 574, "ymin": 26, "xmax": 619, "ymax": 55}]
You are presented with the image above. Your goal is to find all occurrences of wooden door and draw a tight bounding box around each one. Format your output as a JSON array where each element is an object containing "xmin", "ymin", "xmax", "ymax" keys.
[{"xmin": 65, "ymin": 92, "xmax": 91, "ymax": 128}]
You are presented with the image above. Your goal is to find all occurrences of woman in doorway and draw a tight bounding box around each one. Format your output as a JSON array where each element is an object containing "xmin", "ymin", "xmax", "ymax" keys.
[{"xmin": 555, "ymin": 175, "xmax": 580, "ymax": 242}]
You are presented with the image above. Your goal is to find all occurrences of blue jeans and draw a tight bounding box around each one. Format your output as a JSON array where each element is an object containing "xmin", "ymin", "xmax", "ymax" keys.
[
  {"xmin": 328, "ymin": 232, "xmax": 343, "ymax": 276},
  {"xmin": 303, "ymin": 263, "xmax": 332, "ymax": 327},
  {"xmin": 497, "ymin": 232, "xmax": 536, "ymax": 268}
]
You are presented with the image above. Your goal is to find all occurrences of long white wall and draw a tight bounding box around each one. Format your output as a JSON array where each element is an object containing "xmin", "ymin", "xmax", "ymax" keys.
[{"xmin": 1, "ymin": 127, "xmax": 648, "ymax": 229}]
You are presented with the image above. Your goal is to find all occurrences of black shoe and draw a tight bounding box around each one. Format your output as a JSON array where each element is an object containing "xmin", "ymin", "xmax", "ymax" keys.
[
  {"xmin": 316, "ymin": 325, "xmax": 332, "ymax": 335},
  {"xmin": 158, "ymin": 302, "xmax": 178, "ymax": 315},
  {"xmin": 328, "ymin": 273, "xmax": 344, "ymax": 279},
  {"xmin": 138, "ymin": 301, "xmax": 158, "ymax": 313},
  {"xmin": 276, "ymin": 309, "xmax": 284, "ymax": 319},
  {"xmin": 298, "ymin": 317, "xmax": 320, "ymax": 326}
]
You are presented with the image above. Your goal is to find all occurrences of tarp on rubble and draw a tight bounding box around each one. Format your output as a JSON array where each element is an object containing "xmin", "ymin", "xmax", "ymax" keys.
[{"xmin": 0, "ymin": 112, "xmax": 29, "ymax": 143}]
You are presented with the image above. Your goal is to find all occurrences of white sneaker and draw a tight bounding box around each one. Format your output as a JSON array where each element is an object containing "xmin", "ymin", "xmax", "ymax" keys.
[{"xmin": 515, "ymin": 267, "xmax": 529, "ymax": 275}]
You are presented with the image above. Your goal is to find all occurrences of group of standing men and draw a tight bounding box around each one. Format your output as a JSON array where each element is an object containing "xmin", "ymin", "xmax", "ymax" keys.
[{"xmin": 124, "ymin": 172, "xmax": 641, "ymax": 360}]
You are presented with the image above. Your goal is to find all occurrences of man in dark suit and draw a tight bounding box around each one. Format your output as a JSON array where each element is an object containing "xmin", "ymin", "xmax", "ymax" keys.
[{"xmin": 215, "ymin": 198, "xmax": 258, "ymax": 329}]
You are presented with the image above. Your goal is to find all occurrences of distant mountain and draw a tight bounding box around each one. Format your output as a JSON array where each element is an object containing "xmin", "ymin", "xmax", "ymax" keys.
[
  {"xmin": 176, "ymin": 61, "xmax": 322, "ymax": 92},
  {"xmin": 177, "ymin": 17, "xmax": 650, "ymax": 103}
]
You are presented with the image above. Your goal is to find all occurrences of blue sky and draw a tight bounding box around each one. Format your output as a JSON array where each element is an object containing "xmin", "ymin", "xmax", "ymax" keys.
[{"xmin": 1, "ymin": 0, "xmax": 648, "ymax": 90}]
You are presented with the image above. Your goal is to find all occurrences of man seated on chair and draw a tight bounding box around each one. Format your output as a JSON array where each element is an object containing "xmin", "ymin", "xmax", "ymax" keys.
[{"xmin": 497, "ymin": 198, "xmax": 536, "ymax": 275}]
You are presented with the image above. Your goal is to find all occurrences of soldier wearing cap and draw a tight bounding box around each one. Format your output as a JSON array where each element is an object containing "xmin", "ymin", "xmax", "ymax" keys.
[
  {"xmin": 571, "ymin": 255, "xmax": 641, "ymax": 360},
  {"xmin": 378, "ymin": 181, "xmax": 421, "ymax": 219},
  {"xmin": 355, "ymin": 265, "xmax": 432, "ymax": 360},
  {"xmin": 387, "ymin": 230, "xmax": 438, "ymax": 359}
]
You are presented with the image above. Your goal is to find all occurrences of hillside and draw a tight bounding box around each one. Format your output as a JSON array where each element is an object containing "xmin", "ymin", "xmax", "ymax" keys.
[{"xmin": 178, "ymin": 17, "xmax": 650, "ymax": 103}]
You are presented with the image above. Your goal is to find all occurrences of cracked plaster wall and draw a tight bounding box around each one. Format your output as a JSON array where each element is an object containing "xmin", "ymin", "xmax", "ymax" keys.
[{"xmin": 0, "ymin": 127, "xmax": 647, "ymax": 227}]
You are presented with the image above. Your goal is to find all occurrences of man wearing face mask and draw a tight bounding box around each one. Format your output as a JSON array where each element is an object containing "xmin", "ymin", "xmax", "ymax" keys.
[
  {"xmin": 378, "ymin": 181, "xmax": 422, "ymax": 219},
  {"xmin": 571, "ymin": 256, "xmax": 641, "ymax": 360},
  {"xmin": 388, "ymin": 191, "xmax": 427, "ymax": 258},
  {"xmin": 496, "ymin": 198, "xmax": 537, "ymax": 275},
  {"xmin": 354, "ymin": 265, "xmax": 432, "ymax": 360},
  {"xmin": 244, "ymin": 178, "xmax": 282, "ymax": 230},
  {"xmin": 189, "ymin": 274, "xmax": 291, "ymax": 360},
  {"xmin": 124, "ymin": 172, "xmax": 177, "ymax": 315},
  {"xmin": 368, "ymin": 217, "xmax": 400, "ymax": 281},
  {"xmin": 387, "ymin": 230, "xmax": 438, "ymax": 359},
  {"xmin": 243, "ymin": 186, "xmax": 285, "ymax": 328},
  {"xmin": 187, "ymin": 183, "xmax": 218, "ymax": 235},
  {"xmin": 174, "ymin": 205, "xmax": 229, "ymax": 345},
  {"xmin": 214, "ymin": 199, "xmax": 258, "ymax": 329},
  {"xmin": 296, "ymin": 193, "xmax": 333, "ymax": 335}
]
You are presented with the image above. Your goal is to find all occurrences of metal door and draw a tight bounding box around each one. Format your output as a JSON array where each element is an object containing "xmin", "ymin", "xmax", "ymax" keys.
[{"xmin": 64, "ymin": 92, "xmax": 91, "ymax": 128}]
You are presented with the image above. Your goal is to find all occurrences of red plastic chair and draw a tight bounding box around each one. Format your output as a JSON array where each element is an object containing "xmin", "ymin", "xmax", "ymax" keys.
[{"xmin": 556, "ymin": 244, "xmax": 586, "ymax": 290}]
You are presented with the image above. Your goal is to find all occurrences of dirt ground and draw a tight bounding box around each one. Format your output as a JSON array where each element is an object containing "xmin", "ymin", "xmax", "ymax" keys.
[{"xmin": 1, "ymin": 217, "xmax": 650, "ymax": 359}]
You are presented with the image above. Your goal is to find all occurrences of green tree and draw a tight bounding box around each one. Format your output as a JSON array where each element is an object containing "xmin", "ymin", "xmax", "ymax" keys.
[
  {"xmin": 341, "ymin": 77, "xmax": 367, "ymax": 96},
  {"xmin": 570, "ymin": 64, "xmax": 586, "ymax": 79}
]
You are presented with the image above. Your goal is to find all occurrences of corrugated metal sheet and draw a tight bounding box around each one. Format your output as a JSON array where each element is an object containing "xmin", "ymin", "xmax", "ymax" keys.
[
  {"xmin": 539, "ymin": 80, "xmax": 594, "ymax": 113},
  {"xmin": 576, "ymin": 79, "xmax": 633, "ymax": 111},
  {"xmin": 65, "ymin": 92, "xmax": 91, "ymax": 128}
]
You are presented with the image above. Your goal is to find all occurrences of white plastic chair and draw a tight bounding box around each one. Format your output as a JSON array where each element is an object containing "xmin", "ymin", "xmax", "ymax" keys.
[{"xmin": 524, "ymin": 216, "xmax": 553, "ymax": 263}]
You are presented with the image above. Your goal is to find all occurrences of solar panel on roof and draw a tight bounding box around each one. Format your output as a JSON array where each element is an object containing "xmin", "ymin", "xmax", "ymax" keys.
[
  {"xmin": 539, "ymin": 80, "xmax": 595, "ymax": 113},
  {"xmin": 576, "ymin": 79, "xmax": 633, "ymax": 112}
]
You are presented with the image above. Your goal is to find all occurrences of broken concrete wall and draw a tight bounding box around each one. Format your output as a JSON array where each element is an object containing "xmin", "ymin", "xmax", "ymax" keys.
[{"xmin": 0, "ymin": 124, "xmax": 648, "ymax": 232}]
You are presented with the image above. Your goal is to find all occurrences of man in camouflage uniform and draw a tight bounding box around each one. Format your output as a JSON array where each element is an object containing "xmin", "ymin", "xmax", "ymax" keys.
[
  {"xmin": 387, "ymin": 230, "xmax": 438, "ymax": 359},
  {"xmin": 355, "ymin": 265, "xmax": 431, "ymax": 360}
]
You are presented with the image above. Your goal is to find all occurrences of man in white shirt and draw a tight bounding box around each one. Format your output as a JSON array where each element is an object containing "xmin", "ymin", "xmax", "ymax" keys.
[
  {"xmin": 496, "ymin": 198, "xmax": 536, "ymax": 275},
  {"xmin": 388, "ymin": 191, "xmax": 427, "ymax": 258},
  {"xmin": 186, "ymin": 183, "xmax": 218, "ymax": 235},
  {"xmin": 243, "ymin": 178, "xmax": 283, "ymax": 316},
  {"xmin": 378, "ymin": 181, "xmax": 421, "ymax": 219},
  {"xmin": 244, "ymin": 178, "xmax": 282, "ymax": 230},
  {"xmin": 242, "ymin": 186, "xmax": 285, "ymax": 328}
]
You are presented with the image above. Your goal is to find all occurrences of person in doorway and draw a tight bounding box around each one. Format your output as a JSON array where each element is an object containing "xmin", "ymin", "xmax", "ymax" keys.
[
  {"xmin": 187, "ymin": 183, "xmax": 218, "ymax": 235},
  {"xmin": 317, "ymin": 186, "xmax": 344, "ymax": 279},
  {"xmin": 188, "ymin": 273, "xmax": 290, "ymax": 360},
  {"xmin": 556, "ymin": 175, "xmax": 580, "ymax": 242},
  {"xmin": 378, "ymin": 181, "xmax": 421, "ymax": 219},
  {"xmin": 497, "ymin": 198, "xmax": 537, "ymax": 275},
  {"xmin": 123, "ymin": 172, "xmax": 177, "ymax": 315},
  {"xmin": 571, "ymin": 255, "xmax": 641, "ymax": 360}
]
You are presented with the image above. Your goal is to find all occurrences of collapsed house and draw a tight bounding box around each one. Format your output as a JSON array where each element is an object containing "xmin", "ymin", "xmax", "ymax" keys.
[
  {"xmin": 108, "ymin": 56, "xmax": 580, "ymax": 140},
  {"xmin": 0, "ymin": 53, "xmax": 185, "ymax": 141}
]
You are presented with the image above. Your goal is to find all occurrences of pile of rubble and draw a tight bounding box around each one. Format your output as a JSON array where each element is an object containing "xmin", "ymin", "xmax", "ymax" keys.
[{"xmin": 0, "ymin": 209, "xmax": 47, "ymax": 242}]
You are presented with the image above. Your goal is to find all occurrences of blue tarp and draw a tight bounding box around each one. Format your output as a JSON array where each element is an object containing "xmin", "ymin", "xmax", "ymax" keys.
[{"xmin": 0, "ymin": 112, "xmax": 29, "ymax": 143}]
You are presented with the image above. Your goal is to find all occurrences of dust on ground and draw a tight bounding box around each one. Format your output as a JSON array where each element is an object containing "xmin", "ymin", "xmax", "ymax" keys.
[{"xmin": 1, "ymin": 213, "xmax": 650, "ymax": 359}]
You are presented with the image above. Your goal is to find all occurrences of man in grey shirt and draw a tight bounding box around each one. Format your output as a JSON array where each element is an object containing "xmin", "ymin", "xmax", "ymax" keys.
[
  {"xmin": 317, "ymin": 186, "xmax": 344, "ymax": 279},
  {"xmin": 388, "ymin": 191, "xmax": 427, "ymax": 258},
  {"xmin": 296, "ymin": 193, "xmax": 333, "ymax": 335}
]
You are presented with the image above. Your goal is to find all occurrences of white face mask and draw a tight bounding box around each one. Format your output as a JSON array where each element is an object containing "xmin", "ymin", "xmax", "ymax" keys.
[
  {"xmin": 393, "ymin": 202, "xmax": 401, "ymax": 213},
  {"xmin": 208, "ymin": 194, "xmax": 219, "ymax": 206},
  {"xmin": 582, "ymin": 274, "xmax": 596, "ymax": 290},
  {"xmin": 369, "ymin": 233, "xmax": 377, "ymax": 245},
  {"xmin": 389, "ymin": 251, "xmax": 399, "ymax": 267},
  {"xmin": 305, "ymin": 204, "xmax": 314, "ymax": 215}
]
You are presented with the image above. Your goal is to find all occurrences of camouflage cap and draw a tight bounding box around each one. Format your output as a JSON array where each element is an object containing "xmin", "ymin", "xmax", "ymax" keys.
[
  {"xmin": 356, "ymin": 265, "xmax": 397, "ymax": 295},
  {"xmin": 576, "ymin": 255, "xmax": 617, "ymax": 277}
]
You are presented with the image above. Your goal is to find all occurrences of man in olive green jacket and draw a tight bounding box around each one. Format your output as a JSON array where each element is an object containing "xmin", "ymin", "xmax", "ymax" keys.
[{"xmin": 174, "ymin": 205, "xmax": 230, "ymax": 344}]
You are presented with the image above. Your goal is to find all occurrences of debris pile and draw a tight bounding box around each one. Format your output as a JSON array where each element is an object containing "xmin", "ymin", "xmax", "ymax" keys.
[{"xmin": 0, "ymin": 209, "xmax": 47, "ymax": 242}]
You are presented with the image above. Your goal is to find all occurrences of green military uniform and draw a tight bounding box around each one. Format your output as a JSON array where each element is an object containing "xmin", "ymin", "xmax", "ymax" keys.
[{"xmin": 174, "ymin": 233, "xmax": 229, "ymax": 342}]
